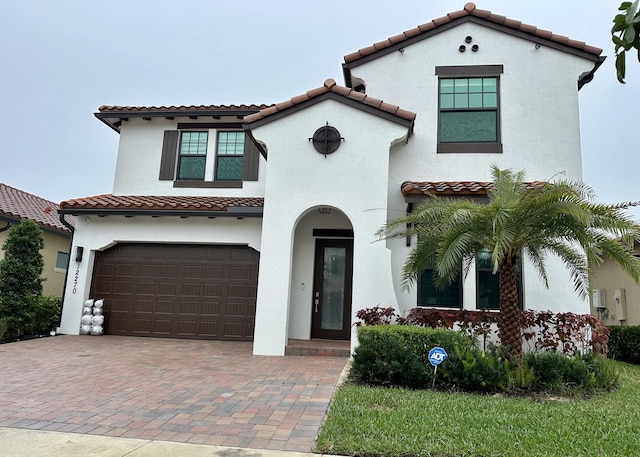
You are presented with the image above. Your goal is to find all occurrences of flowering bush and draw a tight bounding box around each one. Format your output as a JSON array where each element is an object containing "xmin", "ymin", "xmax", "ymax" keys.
[{"xmin": 355, "ymin": 306, "xmax": 609, "ymax": 356}]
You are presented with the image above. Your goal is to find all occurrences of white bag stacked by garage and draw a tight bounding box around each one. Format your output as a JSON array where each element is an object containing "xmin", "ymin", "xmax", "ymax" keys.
[{"xmin": 79, "ymin": 299, "xmax": 104, "ymax": 335}]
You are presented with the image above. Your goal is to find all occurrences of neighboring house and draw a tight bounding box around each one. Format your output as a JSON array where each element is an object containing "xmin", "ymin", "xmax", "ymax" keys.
[
  {"xmin": 590, "ymin": 241, "xmax": 640, "ymax": 326},
  {"xmin": 58, "ymin": 3, "xmax": 604, "ymax": 355},
  {"xmin": 0, "ymin": 183, "xmax": 74, "ymax": 297}
]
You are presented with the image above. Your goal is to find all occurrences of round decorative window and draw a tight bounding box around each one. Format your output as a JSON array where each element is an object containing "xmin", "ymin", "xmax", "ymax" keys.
[{"xmin": 311, "ymin": 125, "xmax": 342, "ymax": 156}]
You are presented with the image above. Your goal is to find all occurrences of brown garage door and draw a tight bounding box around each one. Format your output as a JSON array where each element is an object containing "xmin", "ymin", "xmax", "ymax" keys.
[{"xmin": 90, "ymin": 243, "xmax": 259, "ymax": 341}]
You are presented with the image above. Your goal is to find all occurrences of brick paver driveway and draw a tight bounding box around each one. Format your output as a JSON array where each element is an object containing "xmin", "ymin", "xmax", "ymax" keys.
[{"xmin": 0, "ymin": 335, "xmax": 348, "ymax": 452}]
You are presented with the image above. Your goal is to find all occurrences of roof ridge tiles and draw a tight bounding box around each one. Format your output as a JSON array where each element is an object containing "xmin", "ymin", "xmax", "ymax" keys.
[
  {"xmin": 343, "ymin": 2, "xmax": 602, "ymax": 64},
  {"xmin": 244, "ymin": 78, "xmax": 416, "ymax": 125}
]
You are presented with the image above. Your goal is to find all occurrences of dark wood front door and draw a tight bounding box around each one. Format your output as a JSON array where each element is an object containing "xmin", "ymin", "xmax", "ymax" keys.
[{"xmin": 311, "ymin": 239, "xmax": 353, "ymax": 340}]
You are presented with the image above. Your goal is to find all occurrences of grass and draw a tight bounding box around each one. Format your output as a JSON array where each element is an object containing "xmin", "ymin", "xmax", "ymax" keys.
[{"xmin": 316, "ymin": 361, "xmax": 640, "ymax": 457}]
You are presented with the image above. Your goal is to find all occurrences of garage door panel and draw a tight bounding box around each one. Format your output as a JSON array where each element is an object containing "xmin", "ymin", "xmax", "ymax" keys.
[
  {"xmin": 91, "ymin": 244, "xmax": 258, "ymax": 341},
  {"xmin": 115, "ymin": 263, "xmax": 134, "ymax": 277},
  {"xmin": 202, "ymin": 284, "xmax": 222, "ymax": 298},
  {"xmin": 159, "ymin": 265, "xmax": 178, "ymax": 278},
  {"xmin": 176, "ymin": 320, "xmax": 197, "ymax": 336},
  {"xmin": 137, "ymin": 281, "xmax": 156, "ymax": 295},
  {"xmin": 201, "ymin": 301, "xmax": 221, "ymax": 316},
  {"xmin": 180, "ymin": 300, "xmax": 199, "ymax": 315},
  {"xmin": 198, "ymin": 321, "xmax": 219, "ymax": 337},
  {"xmin": 114, "ymin": 281, "xmax": 133, "ymax": 294},
  {"xmin": 139, "ymin": 264, "xmax": 159, "ymax": 276},
  {"xmin": 182, "ymin": 282, "xmax": 202, "ymax": 296}
]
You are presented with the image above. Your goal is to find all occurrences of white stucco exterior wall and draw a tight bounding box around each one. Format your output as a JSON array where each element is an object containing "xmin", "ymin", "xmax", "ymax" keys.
[
  {"xmin": 348, "ymin": 22, "xmax": 595, "ymax": 316},
  {"xmin": 112, "ymin": 118, "xmax": 266, "ymax": 197},
  {"xmin": 352, "ymin": 22, "xmax": 593, "ymax": 183},
  {"xmin": 59, "ymin": 215, "xmax": 262, "ymax": 335},
  {"xmin": 250, "ymin": 99, "xmax": 410, "ymax": 355}
]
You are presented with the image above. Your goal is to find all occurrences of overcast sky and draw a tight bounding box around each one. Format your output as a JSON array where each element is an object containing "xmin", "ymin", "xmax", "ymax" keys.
[{"xmin": 1, "ymin": 1, "xmax": 638, "ymax": 217}]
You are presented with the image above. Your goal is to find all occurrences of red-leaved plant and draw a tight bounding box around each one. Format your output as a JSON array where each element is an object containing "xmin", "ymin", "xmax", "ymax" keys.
[{"xmin": 355, "ymin": 306, "xmax": 609, "ymax": 355}]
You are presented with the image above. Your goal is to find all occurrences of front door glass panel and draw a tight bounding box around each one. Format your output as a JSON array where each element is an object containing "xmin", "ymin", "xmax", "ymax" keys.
[{"xmin": 321, "ymin": 247, "xmax": 346, "ymax": 330}]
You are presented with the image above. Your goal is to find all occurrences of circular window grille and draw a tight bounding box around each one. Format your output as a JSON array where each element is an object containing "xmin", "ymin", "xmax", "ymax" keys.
[{"xmin": 311, "ymin": 125, "xmax": 342, "ymax": 155}]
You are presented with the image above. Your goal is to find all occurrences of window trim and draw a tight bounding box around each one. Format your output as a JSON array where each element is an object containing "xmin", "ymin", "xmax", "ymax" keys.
[
  {"xmin": 435, "ymin": 65, "xmax": 504, "ymax": 154},
  {"xmin": 54, "ymin": 251, "xmax": 69, "ymax": 273},
  {"xmin": 214, "ymin": 130, "xmax": 246, "ymax": 181},
  {"xmin": 176, "ymin": 130, "xmax": 208, "ymax": 181}
]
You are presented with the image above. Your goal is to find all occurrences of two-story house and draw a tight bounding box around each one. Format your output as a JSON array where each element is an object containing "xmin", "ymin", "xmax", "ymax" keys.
[{"xmin": 59, "ymin": 3, "xmax": 604, "ymax": 355}]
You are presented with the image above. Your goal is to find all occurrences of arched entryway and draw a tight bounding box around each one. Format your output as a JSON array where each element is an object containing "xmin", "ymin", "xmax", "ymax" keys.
[{"xmin": 288, "ymin": 206, "xmax": 354, "ymax": 343}]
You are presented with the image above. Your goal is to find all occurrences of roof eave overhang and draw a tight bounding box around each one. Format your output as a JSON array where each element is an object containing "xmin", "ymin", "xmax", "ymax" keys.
[
  {"xmin": 57, "ymin": 207, "xmax": 264, "ymax": 218},
  {"xmin": 343, "ymin": 16, "xmax": 604, "ymax": 88},
  {"xmin": 244, "ymin": 92, "xmax": 415, "ymax": 133},
  {"xmin": 0, "ymin": 213, "xmax": 72, "ymax": 237},
  {"xmin": 95, "ymin": 108, "xmax": 262, "ymax": 134}
]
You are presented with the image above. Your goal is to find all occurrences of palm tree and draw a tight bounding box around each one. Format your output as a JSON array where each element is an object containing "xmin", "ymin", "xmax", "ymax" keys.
[{"xmin": 380, "ymin": 166, "xmax": 640, "ymax": 358}]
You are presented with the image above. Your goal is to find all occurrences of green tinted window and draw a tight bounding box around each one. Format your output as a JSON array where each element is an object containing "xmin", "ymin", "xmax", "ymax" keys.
[
  {"xmin": 418, "ymin": 262, "xmax": 462, "ymax": 308},
  {"xmin": 178, "ymin": 131, "xmax": 207, "ymax": 180},
  {"xmin": 439, "ymin": 77, "xmax": 499, "ymax": 144},
  {"xmin": 476, "ymin": 250, "xmax": 523, "ymax": 310},
  {"xmin": 180, "ymin": 132, "xmax": 208, "ymax": 155},
  {"xmin": 215, "ymin": 131, "xmax": 245, "ymax": 180},
  {"xmin": 440, "ymin": 111, "xmax": 497, "ymax": 142}
]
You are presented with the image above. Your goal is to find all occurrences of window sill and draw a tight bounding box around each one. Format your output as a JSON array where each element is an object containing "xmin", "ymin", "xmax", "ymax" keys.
[
  {"xmin": 437, "ymin": 142, "xmax": 503, "ymax": 153},
  {"xmin": 173, "ymin": 180, "xmax": 243, "ymax": 189}
]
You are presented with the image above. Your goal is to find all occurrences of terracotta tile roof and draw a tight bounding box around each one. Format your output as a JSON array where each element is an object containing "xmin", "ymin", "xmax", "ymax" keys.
[
  {"xmin": 0, "ymin": 183, "xmax": 74, "ymax": 234},
  {"xmin": 401, "ymin": 180, "xmax": 545, "ymax": 197},
  {"xmin": 344, "ymin": 2, "xmax": 602, "ymax": 65},
  {"xmin": 59, "ymin": 194, "xmax": 264, "ymax": 215},
  {"xmin": 97, "ymin": 104, "xmax": 271, "ymax": 113},
  {"xmin": 244, "ymin": 78, "xmax": 416, "ymax": 127}
]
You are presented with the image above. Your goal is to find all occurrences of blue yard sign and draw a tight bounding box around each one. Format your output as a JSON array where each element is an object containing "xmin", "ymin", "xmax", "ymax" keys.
[
  {"xmin": 428, "ymin": 347, "xmax": 448, "ymax": 388},
  {"xmin": 428, "ymin": 347, "xmax": 448, "ymax": 366}
]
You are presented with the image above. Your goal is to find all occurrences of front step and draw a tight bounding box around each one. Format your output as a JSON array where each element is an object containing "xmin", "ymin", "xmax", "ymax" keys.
[{"xmin": 285, "ymin": 339, "xmax": 351, "ymax": 357}]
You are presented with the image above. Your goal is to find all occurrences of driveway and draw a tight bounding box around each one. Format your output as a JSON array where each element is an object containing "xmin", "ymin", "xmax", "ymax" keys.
[{"xmin": 0, "ymin": 335, "xmax": 348, "ymax": 453}]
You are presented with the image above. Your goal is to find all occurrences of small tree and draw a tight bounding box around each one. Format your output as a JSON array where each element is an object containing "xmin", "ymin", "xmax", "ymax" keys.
[
  {"xmin": 0, "ymin": 219, "xmax": 44, "ymax": 337},
  {"xmin": 379, "ymin": 166, "xmax": 640, "ymax": 359}
]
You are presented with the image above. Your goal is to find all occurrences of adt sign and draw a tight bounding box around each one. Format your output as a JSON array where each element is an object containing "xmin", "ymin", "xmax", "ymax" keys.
[{"xmin": 428, "ymin": 347, "xmax": 448, "ymax": 367}]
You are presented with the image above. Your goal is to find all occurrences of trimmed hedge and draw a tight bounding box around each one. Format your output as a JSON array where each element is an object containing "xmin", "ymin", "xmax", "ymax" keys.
[
  {"xmin": 352, "ymin": 325, "xmax": 472, "ymax": 388},
  {"xmin": 352, "ymin": 324, "xmax": 619, "ymax": 394},
  {"xmin": 609, "ymin": 326, "xmax": 640, "ymax": 364}
]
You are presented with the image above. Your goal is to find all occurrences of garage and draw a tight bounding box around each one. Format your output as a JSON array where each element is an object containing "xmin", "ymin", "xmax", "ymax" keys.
[{"xmin": 90, "ymin": 243, "xmax": 259, "ymax": 341}]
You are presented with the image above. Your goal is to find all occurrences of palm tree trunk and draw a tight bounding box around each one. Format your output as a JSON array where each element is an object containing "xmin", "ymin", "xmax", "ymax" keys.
[{"xmin": 498, "ymin": 258, "xmax": 522, "ymax": 359}]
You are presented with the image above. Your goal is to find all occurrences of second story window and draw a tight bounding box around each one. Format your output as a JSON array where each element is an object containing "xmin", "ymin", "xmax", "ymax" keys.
[
  {"xmin": 215, "ymin": 131, "xmax": 245, "ymax": 180},
  {"xmin": 177, "ymin": 131, "xmax": 208, "ymax": 180},
  {"xmin": 439, "ymin": 77, "xmax": 498, "ymax": 142},
  {"xmin": 436, "ymin": 65, "xmax": 503, "ymax": 153}
]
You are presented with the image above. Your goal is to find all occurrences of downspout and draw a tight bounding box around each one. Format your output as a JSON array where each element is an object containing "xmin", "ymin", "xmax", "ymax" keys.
[{"xmin": 57, "ymin": 213, "xmax": 76, "ymax": 333}]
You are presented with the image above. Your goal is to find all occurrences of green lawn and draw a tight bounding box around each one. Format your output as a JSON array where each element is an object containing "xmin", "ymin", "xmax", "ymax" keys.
[{"xmin": 316, "ymin": 361, "xmax": 640, "ymax": 457}]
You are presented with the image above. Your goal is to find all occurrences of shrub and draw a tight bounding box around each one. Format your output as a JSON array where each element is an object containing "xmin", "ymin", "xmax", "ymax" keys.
[
  {"xmin": 522, "ymin": 351, "xmax": 619, "ymax": 393},
  {"xmin": 0, "ymin": 219, "xmax": 44, "ymax": 337},
  {"xmin": 352, "ymin": 325, "xmax": 472, "ymax": 388},
  {"xmin": 442, "ymin": 344, "xmax": 508, "ymax": 392},
  {"xmin": 25, "ymin": 295, "xmax": 61, "ymax": 335},
  {"xmin": 608, "ymin": 326, "xmax": 640, "ymax": 364}
]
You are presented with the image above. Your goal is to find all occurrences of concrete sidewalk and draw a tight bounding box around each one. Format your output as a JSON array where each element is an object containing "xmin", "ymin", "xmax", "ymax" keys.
[{"xmin": 1, "ymin": 427, "xmax": 341, "ymax": 457}]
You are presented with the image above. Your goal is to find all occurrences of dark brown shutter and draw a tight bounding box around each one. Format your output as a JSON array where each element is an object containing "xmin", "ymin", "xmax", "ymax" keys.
[
  {"xmin": 159, "ymin": 130, "xmax": 179, "ymax": 180},
  {"xmin": 242, "ymin": 134, "xmax": 259, "ymax": 181}
]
